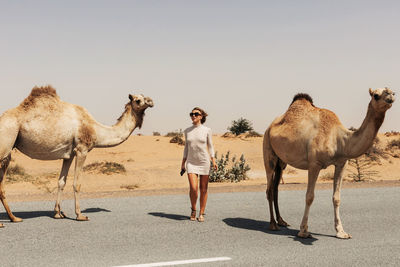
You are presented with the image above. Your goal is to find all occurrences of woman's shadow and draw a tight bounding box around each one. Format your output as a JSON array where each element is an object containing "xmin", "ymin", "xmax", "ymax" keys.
[
  {"xmin": 223, "ymin": 217, "xmax": 324, "ymax": 245},
  {"xmin": 148, "ymin": 212, "xmax": 189, "ymax": 221}
]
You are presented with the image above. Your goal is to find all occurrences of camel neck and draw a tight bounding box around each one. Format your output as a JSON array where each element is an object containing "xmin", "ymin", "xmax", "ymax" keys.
[
  {"xmin": 345, "ymin": 102, "xmax": 385, "ymax": 158},
  {"xmin": 94, "ymin": 103, "xmax": 140, "ymax": 148}
]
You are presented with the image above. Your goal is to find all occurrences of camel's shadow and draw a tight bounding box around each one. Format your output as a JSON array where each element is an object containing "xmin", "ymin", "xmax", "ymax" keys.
[
  {"xmin": 148, "ymin": 212, "xmax": 190, "ymax": 221},
  {"xmin": 223, "ymin": 217, "xmax": 330, "ymax": 245},
  {"xmin": 0, "ymin": 210, "xmax": 54, "ymax": 220},
  {"xmin": 0, "ymin": 207, "xmax": 111, "ymax": 221}
]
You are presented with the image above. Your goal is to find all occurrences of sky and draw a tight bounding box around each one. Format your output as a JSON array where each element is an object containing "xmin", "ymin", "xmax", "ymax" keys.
[{"xmin": 1, "ymin": 0, "xmax": 399, "ymax": 135}]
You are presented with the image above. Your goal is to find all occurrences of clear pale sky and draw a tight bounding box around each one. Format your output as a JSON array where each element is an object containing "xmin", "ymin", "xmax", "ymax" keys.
[{"xmin": 1, "ymin": 0, "xmax": 399, "ymax": 135}]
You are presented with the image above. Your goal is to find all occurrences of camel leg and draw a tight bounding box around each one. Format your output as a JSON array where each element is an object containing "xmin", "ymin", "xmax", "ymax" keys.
[
  {"xmin": 73, "ymin": 148, "xmax": 89, "ymax": 221},
  {"xmin": 333, "ymin": 162, "xmax": 351, "ymax": 239},
  {"xmin": 0, "ymin": 154, "xmax": 23, "ymax": 223},
  {"xmin": 263, "ymin": 132, "xmax": 282, "ymax": 230},
  {"xmin": 266, "ymin": 179, "xmax": 278, "ymax": 230},
  {"xmin": 54, "ymin": 157, "xmax": 74, "ymax": 219},
  {"xmin": 265, "ymin": 160, "xmax": 279, "ymax": 230},
  {"xmin": 273, "ymin": 163, "xmax": 289, "ymax": 227},
  {"xmin": 298, "ymin": 165, "xmax": 320, "ymax": 238}
]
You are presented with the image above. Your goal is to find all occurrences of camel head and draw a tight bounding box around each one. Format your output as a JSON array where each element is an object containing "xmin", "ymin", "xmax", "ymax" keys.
[
  {"xmin": 128, "ymin": 94, "xmax": 154, "ymax": 112},
  {"xmin": 369, "ymin": 87, "xmax": 395, "ymax": 112}
]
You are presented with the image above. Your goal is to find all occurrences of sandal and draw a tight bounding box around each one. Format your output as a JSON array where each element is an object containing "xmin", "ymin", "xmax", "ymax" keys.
[
  {"xmin": 190, "ymin": 208, "xmax": 196, "ymax": 221},
  {"xmin": 198, "ymin": 213, "xmax": 205, "ymax": 222}
]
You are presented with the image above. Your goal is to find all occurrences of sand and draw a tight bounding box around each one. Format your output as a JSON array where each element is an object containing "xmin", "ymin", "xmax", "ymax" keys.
[{"xmin": 4, "ymin": 134, "xmax": 400, "ymax": 202}]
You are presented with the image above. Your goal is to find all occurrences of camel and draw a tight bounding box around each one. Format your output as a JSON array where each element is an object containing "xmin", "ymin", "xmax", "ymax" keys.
[
  {"xmin": 263, "ymin": 88, "xmax": 395, "ymax": 239},
  {"xmin": 0, "ymin": 86, "xmax": 153, "ymax": 227}
]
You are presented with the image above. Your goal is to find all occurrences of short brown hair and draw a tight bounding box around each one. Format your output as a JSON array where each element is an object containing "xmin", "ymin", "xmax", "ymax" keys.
[{"xmin": 192, "ymin": 107, "xmax": 208, "ymax": 124}]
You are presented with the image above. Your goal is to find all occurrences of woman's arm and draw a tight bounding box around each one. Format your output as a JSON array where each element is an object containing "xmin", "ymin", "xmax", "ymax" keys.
[
  {"xmin": 182, "ymin": 131, "xmax": 188, "ymax": 170},
  {"xmin": 207, "ymin": 128, "xmax": 217, "ymax": 170}
]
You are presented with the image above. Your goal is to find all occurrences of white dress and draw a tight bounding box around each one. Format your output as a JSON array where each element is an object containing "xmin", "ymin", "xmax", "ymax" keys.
[{"xmin": 183, "ymin": 124, "xmax": 215, "ymax": 175}]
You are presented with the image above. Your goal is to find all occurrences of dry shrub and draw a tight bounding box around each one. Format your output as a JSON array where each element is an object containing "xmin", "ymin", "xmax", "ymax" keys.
[
  {"xmin": 170, "ymin": 135, "xmax": 185, "ymax": 145},
  {"xmin": 120, "ymin": 184, "xmax": 139, "ymax": 190},
  {"xmin": 83, "ymin": 161, "xmax": 126, "ymax": 175},
  {"xmin": 222, "ymin": 131, "xmax": 262, "ymax": 138},
  {"xmin": 365, "ymin": 137, "xmax": 389, "ymax": 162},
  {"xmin": 384, "ymin": 131, "xmax": 400, "ymax": 137},
  {"xmin": 6, "ymin": 165, "xmax": 56, "ymax": 192},
  {"xmin": 386, "ymin": 138, "xmax": 400, "ymax": 150},
  {"xmin": 284, "ymin": 168, "xmax": 297, "ymax": 175},
  {"xmin": 320, "ymin": 172, "xmax": 334, "ymax": 181},
  {"xmin": 384, "ymin": 137, "xmax": 400, "ymax": 158},
  {"xmin": 165, "ymin": 130, "xmax": 182, "ymax": 137},
  {"xmin": 347, "ymin": 156, "xmax": 379, "ymax": 182},
  {"xmin": 31, "ymin": 172, "xmax": 58, "ymax": 193},
  {"xmin": 153, "ymin": 131, "xmax": 161, "ymax": 136},
  {"xmin": 222, "ymin": 132, "xmax": 235, "ymax": 138},
  {"xmin": 6, "ymin": 164, "xmax": 33, "ymax": 183},
  {"xmin": 165, "ymin": 130, "xmax": 185, "ymax": 145},
  {"xmin": 245, "ymin": 130, "xmax": 263, "ymax": 138}
]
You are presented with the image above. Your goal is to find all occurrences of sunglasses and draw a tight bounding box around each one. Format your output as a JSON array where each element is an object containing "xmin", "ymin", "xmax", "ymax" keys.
[{"xmin": 189, "ymin": 112, "xmax": 202, "ymax": 117}]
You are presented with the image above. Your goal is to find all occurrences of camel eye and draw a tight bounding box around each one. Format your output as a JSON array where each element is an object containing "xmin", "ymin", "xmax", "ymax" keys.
[
  {"xmin": 136, "ymin": 99, "xmax": 141, "ymax": 105},
  {"xmin": 374, "ymin": 94, "xmax": 380, "ymax": 100}
]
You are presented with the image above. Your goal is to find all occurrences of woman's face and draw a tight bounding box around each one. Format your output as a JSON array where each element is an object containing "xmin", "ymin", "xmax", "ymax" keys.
[{"xmin": 190, "ymin": 109, "xmax": 203, "ymax": 124}]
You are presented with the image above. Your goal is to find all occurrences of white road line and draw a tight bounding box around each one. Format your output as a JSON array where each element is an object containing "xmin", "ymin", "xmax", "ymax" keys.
[{"xmin": 114, "ymin": 256, "xmax": 232, "ymax": 267}]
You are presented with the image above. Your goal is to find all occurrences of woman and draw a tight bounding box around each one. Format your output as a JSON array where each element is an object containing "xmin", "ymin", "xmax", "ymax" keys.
[{"xmin": 181, "ymin": 107, "xmax": 217, "ymax": 222}]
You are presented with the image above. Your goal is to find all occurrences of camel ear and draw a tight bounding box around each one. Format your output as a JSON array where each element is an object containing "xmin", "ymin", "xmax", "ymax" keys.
[
  {"xmin": 369, "ymin": 88, "xmax": 374, "ymax": 96},
  {"xmin": 129, "ymin": 94, "xmax": 133, "ymax": 101}
]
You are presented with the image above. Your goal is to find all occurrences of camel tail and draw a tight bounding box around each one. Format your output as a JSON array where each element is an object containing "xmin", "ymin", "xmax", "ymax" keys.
[{"xmin": 273, "ymin": 159, "xmax": 283, "ymax": 189}]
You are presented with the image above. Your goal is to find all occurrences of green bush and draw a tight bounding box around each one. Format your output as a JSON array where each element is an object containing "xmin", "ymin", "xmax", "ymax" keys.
[
  {"xmin": 228, "ymin": 118, "xmax": 253, "ymax": 136},
  {"xmin": 210, "ymin": 151, "xmax": 251, "ymax": 183}
]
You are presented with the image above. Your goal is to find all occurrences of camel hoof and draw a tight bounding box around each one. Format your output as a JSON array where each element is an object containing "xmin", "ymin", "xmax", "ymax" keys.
[
  {"xmin": 277, "ymin": 217, "xmax": 290, "ymax": 227},
  {"xmin": 297, "ymin": 231, "xmax": 312, "ymax": 238},
  {"xmin": 11, "ymin": 217, "xmax": 23, "ymax": 223},
  {"xmin": 54, "ymin": 211, "xmax": 66, "ymax": 219},
  {"xmin": 0, "ymin": 223, "xmax": 4, "ymax": 228},
  {"xmin": 336, "ymin": 231, "xmax": 352, "ymax": 239},
  {"xmin": 269, "ymin": 222, "xmax": 280, "ymax": 231},
  {"xmin": 76, "ymin": 215, "xmax": 89, "ymax": 221}
]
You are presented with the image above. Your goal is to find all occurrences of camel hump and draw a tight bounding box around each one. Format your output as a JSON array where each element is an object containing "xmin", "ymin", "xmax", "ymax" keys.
[
  {"xmin": 291, "ymin": 93, "xmax": 314, "ymax": 106},
  {"xmin": 29, "ymin": 85, "xmax": 58, "ymax": 98},
  {"xmin": 20, "ymin": 85, "xmax": 59, "ymax": 110}
]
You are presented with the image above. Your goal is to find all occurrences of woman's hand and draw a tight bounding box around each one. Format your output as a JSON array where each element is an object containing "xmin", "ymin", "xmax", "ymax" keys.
[
  {"xmin": 181, "ymin": 159, "xmax": 186, "ymax": 172},
  {"xmin": 211, "ymin": 158, "xmax": 218, "ymax": 171}
]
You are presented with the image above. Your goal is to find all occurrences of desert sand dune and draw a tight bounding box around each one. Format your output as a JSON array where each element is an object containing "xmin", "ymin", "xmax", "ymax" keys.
[{"xmin": 4, "ymin": 134, "xmax": 400, "ymax": 200}]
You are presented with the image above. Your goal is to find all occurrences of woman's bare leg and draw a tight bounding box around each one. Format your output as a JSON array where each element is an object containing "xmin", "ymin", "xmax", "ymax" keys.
[
  {"xmin": 187, "ymin": 173, "xmax": 199, "ymax": 212},
  {"xmin": 199, "ymin": 175, "xmax": 209, "ymax": 217}
]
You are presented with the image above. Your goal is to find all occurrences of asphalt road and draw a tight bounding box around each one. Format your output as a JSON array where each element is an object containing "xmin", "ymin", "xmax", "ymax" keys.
[{"xmin": 1, "ymin": 186, "xmax": 399, "ymax": 266}]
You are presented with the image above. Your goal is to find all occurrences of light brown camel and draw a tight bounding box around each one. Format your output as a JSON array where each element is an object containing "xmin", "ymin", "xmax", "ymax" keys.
[
  {"xmin": 263, "ymin": 88, "xmax": 395, "ymax": 239},
  {"xmin": 0, "ymin": 86, "xmax": 153, "ymax": 227}
]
